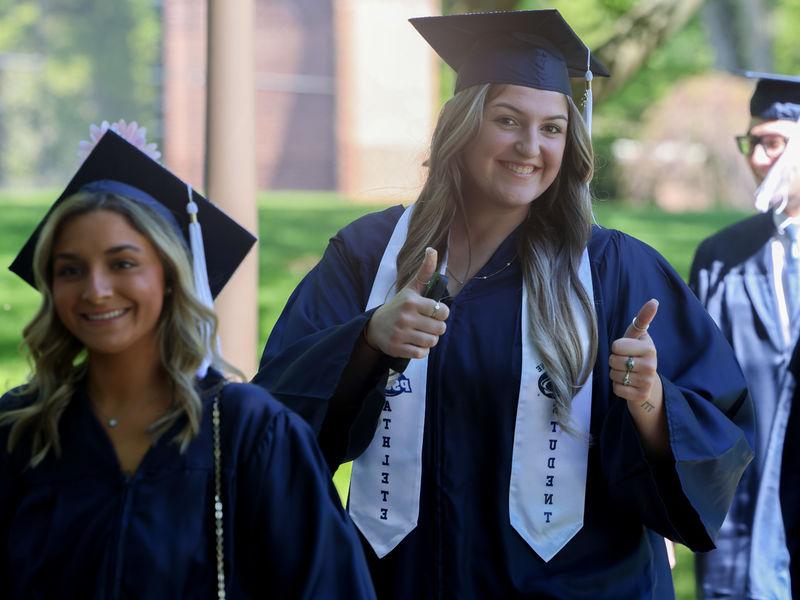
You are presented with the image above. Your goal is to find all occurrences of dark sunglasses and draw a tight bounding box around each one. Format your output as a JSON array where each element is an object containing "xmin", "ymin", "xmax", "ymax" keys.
[{"xmin": 735, "ymin": 133, "xmax": 789, "ymax": 158}]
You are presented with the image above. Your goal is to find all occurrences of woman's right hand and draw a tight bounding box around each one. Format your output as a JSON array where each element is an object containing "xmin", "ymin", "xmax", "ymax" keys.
[{"xmin": 365, "ymin": 247, "xmax": 450, "ymax": 359}]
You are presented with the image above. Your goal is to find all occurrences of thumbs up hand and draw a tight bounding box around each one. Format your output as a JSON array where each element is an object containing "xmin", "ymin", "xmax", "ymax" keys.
[
  {"xmin": 364, "ymin": 248, "xmax": 449, "ymax": 359},
  {"xmin": 609, "ymin": 299, "xmax": 662, "ymax": 410}
]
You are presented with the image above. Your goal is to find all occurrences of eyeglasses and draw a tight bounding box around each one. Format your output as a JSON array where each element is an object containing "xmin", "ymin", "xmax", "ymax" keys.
[{"xmin": 735, "ymin": 133, "xmax": 789, "ymax": 158}]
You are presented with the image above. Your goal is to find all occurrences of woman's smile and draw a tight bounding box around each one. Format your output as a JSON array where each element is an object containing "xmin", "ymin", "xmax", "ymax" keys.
[
  {"xmin": 462, "ymin": 85, "xmax": 568, "ymax": 212},
  {"xmin": 497, "ymin": 160, "xmax": 540, "ymax": 177},
  {"xmin": 51, "ymin": 209, "xmax": 166, "ymax": 359},
  {"xmin": 81, "ymin": 307, "xmax": 131, "ymax": 323}
]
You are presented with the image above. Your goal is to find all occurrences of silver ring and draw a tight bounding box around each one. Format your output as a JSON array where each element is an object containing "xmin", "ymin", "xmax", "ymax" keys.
[
  {"xmin": 430, "ymin": 302, "xmax": 441, "ymax": 319},
  {"xmin": 622, "ymin": 371, "xmax": 631, "ymax": 386},
  {"xmin": 632, "ymin": 316, "xmax": 648, "ymax": 333},
  {"xmin": 625, "ymin": 356, "xmax": 635, "ymax": 372}
]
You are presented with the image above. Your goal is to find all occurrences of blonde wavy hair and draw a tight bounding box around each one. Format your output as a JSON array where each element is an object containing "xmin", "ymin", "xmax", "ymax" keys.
[
  {"xmin": 2, "ymin": 191, "xmax": 235, "ymax": 466},
  {"xmin": 396, "ymin": 83, "xmax": 598, "ymax": 427}
]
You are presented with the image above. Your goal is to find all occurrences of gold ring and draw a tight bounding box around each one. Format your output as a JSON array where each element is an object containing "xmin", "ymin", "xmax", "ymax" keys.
[
  {"xmin": 622, "ymin": 372, "xmax": 631, "ymax": 386},
  {"xmin": 430, "ymin": 302, "xmax": 441, "ymax": 319}
]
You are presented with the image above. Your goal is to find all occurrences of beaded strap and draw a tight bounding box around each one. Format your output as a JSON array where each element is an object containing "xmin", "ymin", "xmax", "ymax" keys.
[{"xmin": 212, "ymin": 395, "xmax": 226, "ymax": 600}]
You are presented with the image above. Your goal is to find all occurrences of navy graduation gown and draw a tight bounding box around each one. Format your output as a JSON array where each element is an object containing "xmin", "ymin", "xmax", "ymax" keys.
[
  {"xmin": 0, "ymin": 373, "xmax": 375, "ymax": 599},
  {"xmin": 689, "ymin": 211, "xmax": 796, "ymax": 597},
  {"xmin": 781, "ymin": 343, "xmax": 800, "ymax": 599},
  {"xmin": 255, "ymin": 206, "xmax": 754, "ymax": 599}
]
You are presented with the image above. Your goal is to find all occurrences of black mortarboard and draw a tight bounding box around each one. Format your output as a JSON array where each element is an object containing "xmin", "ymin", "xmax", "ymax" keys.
[
  {"xmin": 744, "ymin": 71, "xmax": 800, "ymax": 121},
  {"xmin": 409, "ymin": 10, "xmax": 609, "ymax": 96},
  {"xmin": 9, "ymin": 130, "xmax": 256, "ymax": 298}
]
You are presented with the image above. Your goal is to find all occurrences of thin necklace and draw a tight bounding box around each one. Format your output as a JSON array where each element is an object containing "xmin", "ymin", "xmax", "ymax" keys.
[
  {"xmin": 92, "ymin": 402, "xmax": 120, "ymax": 428},
  {"xmin": 91, "ymin": 398, "xmax": 169, "ymax": 429},
  {"xmin": 446, "ymin": 255, "xmax": 517, "ymax": 287}
]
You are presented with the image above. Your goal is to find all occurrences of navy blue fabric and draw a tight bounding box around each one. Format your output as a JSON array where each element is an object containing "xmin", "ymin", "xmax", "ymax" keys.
[
  {"xmin": 9, "ymin": 131, "xmax": 256, "ymax": 298},
  {"xmin": 255, "ymin": 206, "xmax": 754, "ymax": 599},
  {"xmin": 781, "ymin": 343, "xmax": 800, "ymax": 599},
  {"xmin": 690, "ymin": 211, "xmax": 795, "ymax": 598},
  {"xmin": 756, "ymin": 102, "xmax": 800, "ymax": 122},
  {"xmin": 0, "ymin": 373, "xmax": 375, "ymax": 599},
  {"xmin": 749, "ymin": 75, "xmax": 800, "ymax": 121},
  {"xmin": 455, "ymin": 36, "xmax": 572, "ymax": 95},
  {"xmin": 81, "ymin": 179, "xmax": 185, "ymax": 242},
  {"xmin": 409, "ymin": 10, "xmax": 609, "ymax": 97}
]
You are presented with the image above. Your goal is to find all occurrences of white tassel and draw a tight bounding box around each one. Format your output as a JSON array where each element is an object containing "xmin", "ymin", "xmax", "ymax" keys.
[
  {"xmin": 582, "ymin": 49, "xmax": 593, "ymax": 136},
  {"xmin": 186, "ymin": 184, "xmax": 219, "ymax": 377},
  {"xmin": 754, "ymin": 115, "xmax": 800, "ymax": 213}
]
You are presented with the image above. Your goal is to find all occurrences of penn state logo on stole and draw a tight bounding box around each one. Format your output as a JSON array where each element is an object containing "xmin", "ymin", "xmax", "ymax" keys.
[
  {"xmin": 385, "ymin": 373, "xmax": 412, "ymax": 396},
  {"xmin": 538, "ymin": 372, "xmax": 556, "ymax": 399}
]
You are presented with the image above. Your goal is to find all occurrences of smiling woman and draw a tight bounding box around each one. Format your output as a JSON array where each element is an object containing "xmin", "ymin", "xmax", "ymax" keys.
[
  {"xmin": 0, "ymin": 129, "xmax": 375, "ymax": 598},
  {"xmin": 253, "ymin": 9, "xmax": 756, "ymax": 600},
  {"xmin": 51, "ymin": 209, "xmax": 167, "ymax": 366},
  {"xmin": 462, "ymin": 86, "xmax": 568, "ymax": 214},
  {"xmin": 12, "ymin": 186, "xmax": 222, "ymax": 463}
]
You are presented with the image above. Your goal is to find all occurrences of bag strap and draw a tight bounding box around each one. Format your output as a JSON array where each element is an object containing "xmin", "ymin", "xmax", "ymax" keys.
[{"xmin": 212, "ymin": 393, "xmax": 226, "ymax": 600}]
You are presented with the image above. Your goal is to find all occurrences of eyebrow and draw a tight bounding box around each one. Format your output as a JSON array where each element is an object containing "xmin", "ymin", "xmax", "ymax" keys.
[
  {"xmin": 490, "ymin": 102, "xmax": 568, "ymax": 121},
  {"xmin": 53, "ymin": 244, "xmax": 143, "ymax": 261},
  {"xmin": 105, "ymin": 244, "xmax": 143, "ymax": 255}
]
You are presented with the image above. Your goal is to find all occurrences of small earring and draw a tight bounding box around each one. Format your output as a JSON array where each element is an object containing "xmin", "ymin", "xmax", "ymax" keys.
[{"xmin": 165, "ymin": 287, "xmax": 173, "ymax": 296}]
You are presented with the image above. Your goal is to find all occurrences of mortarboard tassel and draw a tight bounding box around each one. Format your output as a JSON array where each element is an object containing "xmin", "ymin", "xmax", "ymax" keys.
[
  {"xmin": 185, "ymin": 183, "xmax": 219, "ymax": 376},
  {"xmin": 582, "ymin": 49, "xmax": 593, "ymax": 135},
  {"xmin": 583, "ymin": 48, "xmax": 599, "ymax": 225}
]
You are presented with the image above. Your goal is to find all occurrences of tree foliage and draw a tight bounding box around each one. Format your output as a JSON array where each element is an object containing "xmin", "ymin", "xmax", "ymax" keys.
[
  {"xmin": 0, "ymin": 0, "xmax": 160, "ymax": 186},
  {"xmin": 774, "ymin": 0, "xmax": 800, "ymax": 74},
  {"xmin": 2, "ymin": 0, "xmax": 799, "ymax": 192},
  {"xmin": 444, "ymin": 0, "xmax": 520, "ymax": 13}
]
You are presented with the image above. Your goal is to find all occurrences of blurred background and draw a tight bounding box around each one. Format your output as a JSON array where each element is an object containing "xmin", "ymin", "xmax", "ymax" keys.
[
  {"xmin": 1, "ymin": 2, "xmax": 798, "ymax": 595},
  {"xmin": 1, "ymin": 0, "xmax": 798, "ymax": 205}
]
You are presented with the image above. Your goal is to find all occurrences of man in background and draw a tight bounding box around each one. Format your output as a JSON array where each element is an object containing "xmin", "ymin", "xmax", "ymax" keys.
[{"xmin": 690, "ymin": 73, "xmax": 800, "ymax": 599}]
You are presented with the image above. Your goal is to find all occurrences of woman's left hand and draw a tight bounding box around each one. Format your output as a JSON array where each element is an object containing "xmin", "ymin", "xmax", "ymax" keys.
[
  {"xmin": 609, "ymin": 299, "xmax": 661, "ymax": 410},
  {"xmin": 609, "ymin": 299, "xmax": 669, "ymax": 457}
]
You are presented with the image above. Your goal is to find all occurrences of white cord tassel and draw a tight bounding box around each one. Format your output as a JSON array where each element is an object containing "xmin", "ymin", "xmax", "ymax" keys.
[
  {"xmin": 754, "ymin": 115, "xmax": 800, "ymax": 213},
  {"xmin": 186, "ymin": 183, "xmax": 218, "ymax": 376},
  {"xmin": 582, "ymin": 49, "xmax": 593, "ymax": 135}
]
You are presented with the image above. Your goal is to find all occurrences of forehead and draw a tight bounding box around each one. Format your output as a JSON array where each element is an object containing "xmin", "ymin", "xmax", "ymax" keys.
[
  {"xmin": 53, "ymin": 209, "xmax": 152, "ymax": 251},
  {"xmin": 748, "ymin": 118, "xmax": 799, "ymax": 136},
  {"xmin": 487, "ymin": 84, "xmax": 569, "ymax": 115}
]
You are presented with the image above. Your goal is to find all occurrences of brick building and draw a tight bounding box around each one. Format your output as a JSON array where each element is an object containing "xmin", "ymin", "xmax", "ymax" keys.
[{"xmin": 162, "ymin": 0, "xmax": 438, "ymax": 200}]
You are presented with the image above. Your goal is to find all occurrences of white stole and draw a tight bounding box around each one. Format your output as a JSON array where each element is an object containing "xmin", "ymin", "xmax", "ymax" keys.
[{"xmin": 349, "ymin": 204, "xmax": 594, "ymax": 562}]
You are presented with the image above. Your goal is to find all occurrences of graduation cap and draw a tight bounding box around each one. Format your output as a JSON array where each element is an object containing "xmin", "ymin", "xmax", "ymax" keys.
[
  {"xmin": 743, "ymin": 71, "xmax": 800, "ymax": 121},
  {"xmin": 409, "ymin": 10, "xmax": 609, "ymax": 131},
  {"xmin": 9, "ymin": 129, "xmax": 256, "ymax": 299}
]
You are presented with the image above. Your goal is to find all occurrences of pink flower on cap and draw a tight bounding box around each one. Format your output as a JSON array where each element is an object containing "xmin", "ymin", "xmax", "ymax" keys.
[{"xmin": 78, "ymin": 119, "xmax": 162, "ymax": 163}]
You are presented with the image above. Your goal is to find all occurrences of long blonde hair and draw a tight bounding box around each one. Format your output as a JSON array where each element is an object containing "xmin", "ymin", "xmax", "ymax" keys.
[
  {"xmin": 396, "ymin": 83, "xmax": 598, "ymax": 427},
  {"xmin": 2, "ymin": 191, "xmax": 233, "ymax": 466}
]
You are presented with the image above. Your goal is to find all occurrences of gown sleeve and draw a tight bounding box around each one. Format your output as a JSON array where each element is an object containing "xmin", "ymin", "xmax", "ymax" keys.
[
  {"xmin": 0, "ymin": 391, "xmax": 27, "ymax": 594},
  {"xmin": 253, "ymin": 207, "xmax": 404, "ymax": 468},
  {"xmin": 0, "ymin": 434, "xmax": 11, "ymax": 591},
  {"xmin": 233, "ymin": 398, "xmax": 376, "ymax": 599},
  {"xmin": 594, "ymin": 231, "xmax": 755, "ymax": 551}
]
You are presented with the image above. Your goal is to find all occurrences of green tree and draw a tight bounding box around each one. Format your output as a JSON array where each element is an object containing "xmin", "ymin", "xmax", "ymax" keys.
[{"xmin": 0, "ymin": 0, "xmax": 160, "ymax": 186}]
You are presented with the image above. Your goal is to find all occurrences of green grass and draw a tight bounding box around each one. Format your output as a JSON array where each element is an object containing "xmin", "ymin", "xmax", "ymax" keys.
[
  {"xmin": 0, "ymin": 189, "xmax": 749, "ymax": 598},
  {"xmin": 0, "ymin": 191, "xmax": 55, "ymax": 391}
]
